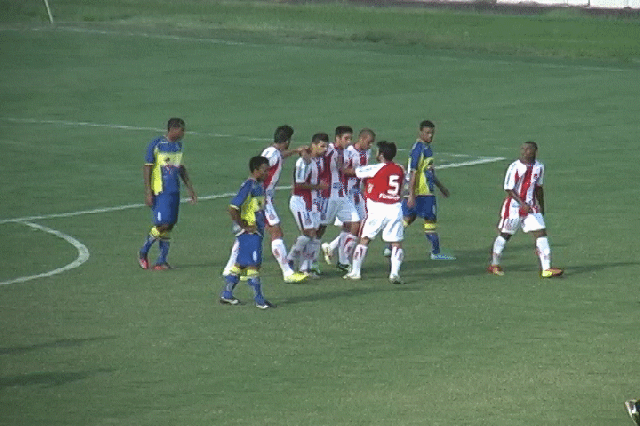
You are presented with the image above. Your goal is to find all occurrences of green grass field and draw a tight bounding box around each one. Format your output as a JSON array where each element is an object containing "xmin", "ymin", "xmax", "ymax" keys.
[{"xmin": 1, "ymin": 1, "xmax": 639, "ymax": 425}]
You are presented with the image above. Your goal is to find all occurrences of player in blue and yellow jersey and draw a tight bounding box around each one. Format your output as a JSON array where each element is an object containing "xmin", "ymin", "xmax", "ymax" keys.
[
  {"xmin": 220, "ymin": 156, "xmax": 274, "ymax": 309},
  {"xmin": 138, "ymin": 118, "xmax": 197, "ymax": 270},
  {"xmin": 401, "ymin": 120, "xmax": 456, "ymax": 260}
]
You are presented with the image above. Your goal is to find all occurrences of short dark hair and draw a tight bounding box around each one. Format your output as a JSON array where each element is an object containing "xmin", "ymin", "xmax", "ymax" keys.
[
  {"xmin": 274, "ymin": 125, "xmax": 294, "ymax": 144},
  {"xmin": 335, "ymin": 126, "xmax": 353, "ymax": 138},
  {"xmin": 376, "ymin": 141, "xmax": 397, "ymax": 161},
  {"xmin": 359, "ymin": 128, "xmax": 375, "ymax": 140},
  {"xmin": 249, "ymin": 155, "xmax": 269, "ymax": 172},
  {"xmin": 312, "ymin": 132, "xmax": 329, "ymax": 144},
  {"xmin": 167, "ymin": 118, "xmax": 185, "ymax": 130},
  {"xmin": 524, "ymin": 141, "xmax": 538, "ymax": 150},
  {"xmin": 419, "ymin": 120, "xmax": 435, "ymax": 130}
]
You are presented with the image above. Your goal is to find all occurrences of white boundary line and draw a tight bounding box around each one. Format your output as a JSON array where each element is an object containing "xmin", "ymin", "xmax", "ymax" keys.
[{"xmin": 0, "ymin": 221, "xmax": 90, "ymax": 286}]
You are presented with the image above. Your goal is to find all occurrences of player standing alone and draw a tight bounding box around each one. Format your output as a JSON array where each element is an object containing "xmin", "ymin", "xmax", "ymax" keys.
[
  {"xmin": 138, "ymin": 118, "xmax": 197, "ymax": 270},
  {"xmin": 487, "ymin": 141, "xmax": 563, "ymax": 278},
  {"xmin": 344, "ymin": 141, "xmax": 406, "ymax": 284}
]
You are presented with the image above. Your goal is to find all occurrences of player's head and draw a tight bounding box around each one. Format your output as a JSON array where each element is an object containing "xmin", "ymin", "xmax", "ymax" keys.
[
  {"xmin": 249, "ymin": 155, "xmax": 270, "ymax": 181},
  {"xmin": 274, "ymin": 125, "xmax": 294, "ymax": 150},
  {"xmin": 311, "ymin": 132, "xmax": 329, "ymax": 157},
  {"xmin": 334, "ymin": 125, "xmax": 353, "ymax": 148},
  {"xmin": 418, "ymin": 120, "xmax": 435, "ymax": 144},
  {"xmin": 376, "ymin": 141, "xmax": 397, "ymax": 162},
  {"xmin": 167, "ymin": 118, "xmax": 185, "ymax": 141},
  {"xmin": 356, "ymin": 128, "xmax": 375, "ymax": 150},
  {"xmin": 520, "ymin": 141, "xmax": 538, "ymax": 163}
]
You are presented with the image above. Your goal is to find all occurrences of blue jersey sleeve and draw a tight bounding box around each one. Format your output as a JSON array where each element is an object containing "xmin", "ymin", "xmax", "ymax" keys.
[
  {"xmin": 230, "ymin": 180, "xmax": 252, "ymax": 209},
  {"xmin": 145, "ymin": 138, "xmax": 159, "ymax": 164},
  {"xmin": 408, "ymin": 142, "xmax": 424, "ymax": 171}
]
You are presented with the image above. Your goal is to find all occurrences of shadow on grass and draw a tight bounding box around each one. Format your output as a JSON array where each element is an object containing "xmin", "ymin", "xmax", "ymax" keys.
[
  {"xmin": 0, "ymin": 369, "xmax": 113, "ymax": 390},
  {"xmin": 0, "ymin": 336, "xmax": 118, "ymax": 355}
]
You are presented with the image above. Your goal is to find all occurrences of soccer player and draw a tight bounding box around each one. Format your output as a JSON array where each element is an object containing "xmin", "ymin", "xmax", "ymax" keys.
[
  {"xmin": 344, "ymin": 141, "xmax": 406, "ymax": 284},
  {"xmin": 396, "ymin": 120, "xmax": 455, "ymax": 260},
  {"xmin": 222, "ymin": 125, "xmax": 307, "ymax": 283},
  {"xmin": 316, "ymin": 126, "xmax": 361, "ymax": 272},
  {"xmin": 487, "ymin": 141, "xmax": 563, "ymax": 278},
  {"xmin": 138, "ymin": 118, "xmax": 197, "ymax": 270},
  {"xmin": 287, "ymin": 133, "xmax": 330, "ymax": 277},
  {"xmin": 321, "ymin": 128, "xmax": 374, "ymax": 268},
  {"xmin": 220, "ymin": 156, "xmax": 274, "ymax": 309}
]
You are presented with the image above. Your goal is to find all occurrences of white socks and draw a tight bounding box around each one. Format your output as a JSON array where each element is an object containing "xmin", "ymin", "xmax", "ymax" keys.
[{"xmin": 535, "ymin": 236, "xmax": 552, "ymax": 270}]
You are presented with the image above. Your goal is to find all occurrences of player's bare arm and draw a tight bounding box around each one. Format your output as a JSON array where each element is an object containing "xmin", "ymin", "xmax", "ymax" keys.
[
  {"xmin": 281, "ymin": 146, "xmax": 308, "ymax": 159},
  {"xmin": 179, "ymin": 166, "xmax": 197, "ymax": 204},
  {"xmin": 228, "ymin": 206, "xmax": 256, "ymax": 234},
  {"xmin": 432, "ymin": 170, "xmax": 450, "ymax": 198},
  {"xmin": 143, "ymin": 164, "xmax": 154, "ymax": 207},
  {"xmin": 407, "ymin": 170, "xmax": 418, "ymax": 208},
  {"xmin": 534, "ymin": 186, "xmax": 545, "ymax": 215}
]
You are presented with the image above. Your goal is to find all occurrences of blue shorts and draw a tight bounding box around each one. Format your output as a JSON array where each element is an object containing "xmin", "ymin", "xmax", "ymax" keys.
[
  {"xmin": 402, "ymin": 195, "xmax": 437, "ymax": 221},
  {"xmin": 152, "ymin": 192, "xmax": 180, "ymax": 226},
  {"xmin": 236, "ymin": 233, "xmax": 263, "ymax": 268}
]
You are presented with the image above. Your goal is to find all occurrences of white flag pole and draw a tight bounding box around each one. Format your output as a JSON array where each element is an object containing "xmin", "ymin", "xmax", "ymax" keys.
[{"xmin": 43, "ymin": 0, "xmax": 54, "ymax": 24}]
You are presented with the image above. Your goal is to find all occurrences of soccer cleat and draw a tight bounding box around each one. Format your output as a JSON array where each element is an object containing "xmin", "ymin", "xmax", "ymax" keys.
[
  {"xmin": 283, "ymin": 272, "xmax": 308, "ymax": 283},
  {"xmin": 321, "ymin": 243, "xmax": 333, "ymax": 265},
  {"xmin": 541, "ymin": 268, "xmax": 564, "ymax": 278},
  {"xmin": 219, "ymin": 296, "xmax": 241, "ymax": 306},
  {"xmin": 382, "ymin": 246, "xmax": 392, "ymax": 258},
  {"xmin": 336, "ymin": 262, "xmax": 350, "ymax": 272},
  {"xmin": 152, "ymin": 263, "xmax": 171, "ymax": 270},
  {"xmin": 389, "ymin": 274, "xmax": 403, "ymax": 285},
  {"xmin": 487, "ymin": 265, "xmax": 505, "ymax": 276},
  {"xmin": 256, "ymin": 300, "xmax": 275, "ymax": 309},
  {"xmin": 625, "ymin": 400, "xmax": 640, "ymax": 426},
  {"xmin": 343, "ymin": 271, "xmax": 361, "ymax": 280},
  {"xmin": 302, "ymin": 271, "xmax": 321, "ymax": 280},
  {"xmin": 138, "ymin": 253, "xmax": 149, "ymax": 269},
  {"xmin": 430, "ymin": 253, "xmax": 456, "ymax": 260}
]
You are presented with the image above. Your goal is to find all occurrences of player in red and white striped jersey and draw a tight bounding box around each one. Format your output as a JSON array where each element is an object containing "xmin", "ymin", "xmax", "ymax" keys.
[
  {"xmin": 316, "ymin": 126, "xmax": 361, "ymax": 272},
  {"xmin": 321, "ymin": 128, "xmax": 374, "ymax": 269},
  {"xmin": 488, "ymin": 141, "xmax": 563, "ymax": 278},
  {"xmin": 344, "ymin": 141, "xmax": 406, "ymax": 284},
  {"xmin": 288, "ymin": 133, "xmax": 330, "ymax": 277}
]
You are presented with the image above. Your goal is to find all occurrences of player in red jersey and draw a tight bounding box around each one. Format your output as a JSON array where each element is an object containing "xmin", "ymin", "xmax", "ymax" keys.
[
  {"xmin": 487, "ymin": 141, "xmax": 563, "ymax": 278},
  {"xmin": 344, "ymin": 141, "xmax": 406, "ymax": 284}
]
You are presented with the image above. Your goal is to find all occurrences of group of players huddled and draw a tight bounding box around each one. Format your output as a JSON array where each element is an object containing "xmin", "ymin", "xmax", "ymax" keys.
[{"xmin": 138, "ymin": 118, "xmax": 563, "ymax": 309}]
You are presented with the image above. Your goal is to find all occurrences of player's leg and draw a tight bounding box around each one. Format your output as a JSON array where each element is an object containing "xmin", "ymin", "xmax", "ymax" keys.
[
  {"xmin": 336, "ymin": 200, "xmax": 360, "ymax": 271},
  {"xmin": 264, "ymin": 200, "xmax": 297, "ymax": 279},
  {"xmin": 419, "ymin": 196, "xmax": 455, "ymax": 260},
  {"xmin": 385, "ymin": 198, "xmax": 414, "ymax": 257},
  {"xmin": 526, "ymin": 215, "xmax": 563, "ymax": 278},
  {"xmin": 383, "ymin": 210, "xmax": 405, "ymax": 284},
  {"xmin": 345, "ymin": 237, "xmax": 370, "ymax": 280},
  {"xmin": 149, "ymin": 192, "xmax": 179, "ymax": 270},
  {"xmin": 488, "ymin": 203, "xmax": 519, "ymax": 275},
  {"xmin": 346, "ymin": 206, "xmax": 383, "ymax": 280}
]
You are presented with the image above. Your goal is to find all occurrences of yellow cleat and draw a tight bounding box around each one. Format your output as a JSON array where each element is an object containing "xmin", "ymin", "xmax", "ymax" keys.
[
  {"xmin": 541, "ymin": 268, "xmax": 564, "ymax": 278},
  {"xmin": 284, "ymin": 272, "xmax": 307, "ymax": 283}
]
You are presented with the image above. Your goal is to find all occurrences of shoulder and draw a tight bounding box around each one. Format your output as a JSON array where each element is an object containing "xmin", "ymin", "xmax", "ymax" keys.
[{"xmin": 261, "ymin": 146, "xmax": 279, "ymax": 157}]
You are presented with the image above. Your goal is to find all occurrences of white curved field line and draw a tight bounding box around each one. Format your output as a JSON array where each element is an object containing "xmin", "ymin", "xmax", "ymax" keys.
[{"xmin": 1, "ymin": 221, "xmax": 90, "ymax": 286}]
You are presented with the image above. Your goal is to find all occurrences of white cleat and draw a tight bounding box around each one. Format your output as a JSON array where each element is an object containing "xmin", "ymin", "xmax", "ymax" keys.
[
  {"xmin": 343, "ymin": 271, "xmax": 361, "ymax": 280},
  {"xmin": 388, "ymin": 274, "xmax": 404, "ymax": 285}
]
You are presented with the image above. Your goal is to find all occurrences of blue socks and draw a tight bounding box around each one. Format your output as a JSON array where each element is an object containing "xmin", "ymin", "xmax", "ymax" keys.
[{"xmin": 425, "ymin": 232, "xmax": 440, "ymax": 255}]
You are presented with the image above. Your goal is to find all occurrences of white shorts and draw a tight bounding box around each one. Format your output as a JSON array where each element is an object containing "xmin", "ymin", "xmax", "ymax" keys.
[
  {"xmin": 351, "ymin": 193, "xmax": 366, "ymax": 223},
  {"xmin": 498, "ymin": 213, "xmax": 546, "ymax": 235},
  {"xmin": 289, "ymin": 196, "xmax": 319, "ymax": 231},
  {"xmin": 360, "ymin": 199, "xmax": 404, "ymax": 243},
  {"xmin": 264, "ymin": 197, "xmax": 280, "ymax": 227},
  {"xmin": 323, "ymin": 196, "xmax": 360, "ymax": 226}
]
